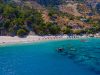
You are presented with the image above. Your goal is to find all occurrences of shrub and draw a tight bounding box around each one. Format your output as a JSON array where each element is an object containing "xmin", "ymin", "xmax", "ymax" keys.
[{"xmin": 17, "ymin": 29, "xmax": 28, "ymax": 37}]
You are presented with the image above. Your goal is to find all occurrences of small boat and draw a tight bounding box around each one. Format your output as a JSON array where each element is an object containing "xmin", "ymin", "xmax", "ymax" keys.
[{"xmin": 57, "ymin": 48, "xmax": 64, "ymax": 53}]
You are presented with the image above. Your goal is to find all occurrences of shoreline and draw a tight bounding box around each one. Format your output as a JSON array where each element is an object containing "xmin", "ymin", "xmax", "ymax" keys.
[{"xmin": 0, "ymin": 35, "xmax": 99, "ymax": 46}]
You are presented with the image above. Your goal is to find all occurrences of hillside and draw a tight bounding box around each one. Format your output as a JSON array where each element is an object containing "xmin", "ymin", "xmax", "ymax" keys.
[{"xmin": 0, "ymin": 0, "xmax": 100, "ymax": 37}]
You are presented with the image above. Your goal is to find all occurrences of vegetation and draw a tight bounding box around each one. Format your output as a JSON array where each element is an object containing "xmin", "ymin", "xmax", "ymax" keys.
[
  {"xmin": 0, "ymin": 2, "xmax": 71, "ymax": 36},
  {"xmin": 0, "ymin": 1, "xmax": 100, "ymax": 37},
  {"xmin": 0, "ymin": 2, "xmax": 45, "ymax": 36},
  {"xmin": 17, "ymin": 29, "xmax": 28, "ymax": 37}
]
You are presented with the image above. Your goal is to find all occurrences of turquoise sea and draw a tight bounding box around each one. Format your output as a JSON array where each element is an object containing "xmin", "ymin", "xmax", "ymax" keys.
[{"xmin": 0, "ymin": 38, "xmax": 100, "ymax": 75}]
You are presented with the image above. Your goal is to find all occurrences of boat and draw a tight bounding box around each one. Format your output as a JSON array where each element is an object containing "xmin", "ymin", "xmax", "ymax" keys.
[{"xmin": 56, "ymin": 48, "xmax": 64, "ymax": 53}]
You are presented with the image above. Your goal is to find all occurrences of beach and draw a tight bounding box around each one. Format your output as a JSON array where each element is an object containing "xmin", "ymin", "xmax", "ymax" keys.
[{"xmin": 0, "ymin": 35, "xmax": 90, "ymax": 45}]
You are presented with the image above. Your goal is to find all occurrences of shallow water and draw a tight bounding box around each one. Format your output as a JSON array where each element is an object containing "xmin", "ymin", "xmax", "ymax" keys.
[{"xmin": 0, "ymin": 38, "xmax": 100, "ymax": 75}]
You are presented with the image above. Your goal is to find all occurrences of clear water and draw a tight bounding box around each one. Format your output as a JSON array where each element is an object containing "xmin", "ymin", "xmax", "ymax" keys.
[{"xmin": 0, "ymin": 38, "xmax": 100, "ymax": 75}]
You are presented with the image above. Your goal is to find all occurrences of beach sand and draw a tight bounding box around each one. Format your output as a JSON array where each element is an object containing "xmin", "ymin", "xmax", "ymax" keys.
[{"xmin": 0, "ymin": 35, "xmax": 90, "ymax": 45}]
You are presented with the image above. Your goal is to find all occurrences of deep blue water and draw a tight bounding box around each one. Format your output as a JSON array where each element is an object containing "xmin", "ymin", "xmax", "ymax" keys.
[{"xmin": 0, "ymin": 38, "xmax": 100, "ymax": 75}]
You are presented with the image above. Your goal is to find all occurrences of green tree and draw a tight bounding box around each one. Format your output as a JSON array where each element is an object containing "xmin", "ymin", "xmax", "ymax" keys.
[
  {"xmin": 17, "ymin": 29, "xmax": 28, "ymax": 37},
  {"xmin": 62, "ymin": 27, "xmax": 72, "ymax": 34},
  {"xmin": 73, "ymin": 30, "xmax": 83, "ymax": 34},
  {"xmin": 49, "ymin": 24, "xmax": 61, "ymax": 35}
]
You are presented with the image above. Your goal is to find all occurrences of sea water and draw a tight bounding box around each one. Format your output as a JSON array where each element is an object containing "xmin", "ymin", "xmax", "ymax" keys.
[{"xmin": 0, "ymin": 38, "xmax": 100, "ymax": 75}]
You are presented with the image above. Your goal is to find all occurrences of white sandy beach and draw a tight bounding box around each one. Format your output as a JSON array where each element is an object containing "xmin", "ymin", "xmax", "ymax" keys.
[{"xmin": 0, "ymin": 35, "xmax": 91, "ymax": 45}]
